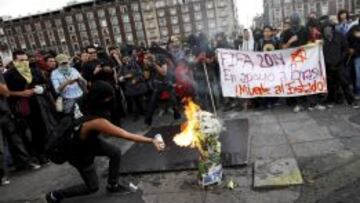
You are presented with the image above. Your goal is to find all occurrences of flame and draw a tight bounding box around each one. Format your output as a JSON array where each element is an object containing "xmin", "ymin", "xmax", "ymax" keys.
[{"xmin": 173, "ymin": 98, "xmax": 201, "ymax": 148}]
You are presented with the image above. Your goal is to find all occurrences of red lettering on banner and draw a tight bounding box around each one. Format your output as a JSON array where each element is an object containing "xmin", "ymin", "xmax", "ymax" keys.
[{"xmin": 236, "ymin": 84, "xmax": 270, "ymax": 96}]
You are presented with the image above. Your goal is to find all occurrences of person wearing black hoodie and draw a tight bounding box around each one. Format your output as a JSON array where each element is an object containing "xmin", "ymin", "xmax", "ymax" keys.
[
  {"xmin": 46, "ymin": 81, "xmax": 164, "ymax": 203},
  {"xmin": 348, "ymin": 23, "xmax": 360, "ymax": 95},
  {"xmin": 323, "ymin": 21, "xmax": 359, "ymax": 108}
]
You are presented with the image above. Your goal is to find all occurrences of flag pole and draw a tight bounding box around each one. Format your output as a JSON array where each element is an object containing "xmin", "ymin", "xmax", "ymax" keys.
[{"xmin": 202, "ymin": 62, "xmax": 217, "ymax": 117}]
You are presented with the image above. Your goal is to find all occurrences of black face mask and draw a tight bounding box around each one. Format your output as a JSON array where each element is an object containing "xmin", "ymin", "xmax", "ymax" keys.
[
  {"xmin": 89, "ymin": 98, "xmax": 114, "ymax": 118},
  {"xmin": 86, "ymin": 81, "xmax": 115, "ymax": 118}
]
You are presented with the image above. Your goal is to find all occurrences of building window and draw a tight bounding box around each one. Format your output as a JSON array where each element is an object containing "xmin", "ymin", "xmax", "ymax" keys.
[
  {"xmin": 91, "ymin": 30, "xmax": 99, "ymax": 38},
  {"xmin": 68, "ymin": 25, "xmax": 75, "ymax": 32},
  {"xmin": 131, "ymin": 3, "xmax": 139, "ymax": 11},
  {"xmin": 76, "ymin": 14, "xmax": 83, "ymax": 22},
  {"xmin": 82, "ymin": 40, "xmax": 90, "ymax": 47},
  {"xmin": 55, "ymin": 19, "xmax": 62, "ymax": 27},
  {"xmin": 35, "ymin": 23, "xmax": 42, "ymax": 30},
  {"xmin": 123, "ymin": 14, "xmax": 130, "ymax": 23},
  {"xmin": 144, "ymin": 2, "xmax": 152, "ymax": 11},
  {"xmin": 173, "ymin": 26, "xmax": 180, "ymax": 34},
  {"xmin": 196, "ymin": 22, "xmax": 203, "ymax": 30},
  {"xmin": 57, "ymin": 29, "xmax": 66, "ymax": 42},
  {"xmin": 208, "ymin": 21, "xmax": 216, "ymax": 29},
  {"xmin": 100, "ymin": 19, "xmax": 108, "ymax": 27},
  {"xmin": 80, "ymin": 32, "xmax": 88, "ymax": 40},
  {"xmin": 73, "ymin": 43, "xmax": 80, "ymax": 51},
  {"xmin": 219, "ymin": 1, "xmax": 226, "ymax": 7},
  {"xmin": 115, "ymin": 35, "xmax": 122, "ymax": 43},
  {"xmin": 111, "ymin": 17, "xmax": 119, "ymax": 25},
  {"xmin": 136, "ymin": 31, "xmax": 145, "ymax": 39},
  {"xmin": 102, "ymin": 28, "xmax": 110, "ymax": 37},
  {"xmin": 27, "ymin": 34, "xmax": 35, "ymax": 43},
  {"xmin": 113, "ymin": 26, "xmax": 121, "ymax": 34},
  {"xmin": 135, "ymin": 22, "xmax": 143, "ymax": 31},
  {"xmin": 120, "ymin": 6, "xmax": 128, "ymax": 13},
  {"xmin": 45, "ymin": 21, "xmax": 52, "ymax": 29},
  {"xmin": 161, "ymin": 29, "xmax": 168, "ymax": 36},
  {"xmin": 108, "ymin": 7, "xmax": 117, "ymax": 16},
  {"xmin": 195, "ymin": 12, "xmax": 202, "ymax": 21},
  {"xmin": 194, "ymin": 3, "xmax": 201, "ymax": 11},
  {"xmin": 184, "ymin": 24, "xmax": 191, "ymax": 32},
  {"xmin": 207, "ymin": 10, "xmax": 215, "ymax": 18},
  {"xmin": 171, "ymin": 16, "xmax": 178, "ymax": 25},
  {"xmin": 181, "ymin": 5, "xmax": 189, "ymax": 13},
  {"xmin": 70, "ymin": 35, "xmax": 77, "ymax": 42},
  {"xmin": 133, "ymin": 13, "xmax": 142, "ymax": 21},
  {"xmin": 78, "ymin": 23, "xmax": 86, "ymax": 32},
  {"xmin": 89, "ymin": 21, "xmax": 97, "ymax": 30},
  {"xmin": 98, "ymin": 9, "xmax": 105, "ymax": 18},
  {"xmin": 157, "ymin": 9, "xmax": 165, "ymax": 17},
  {"xmin": 182, "ymin": 14, "xmax": 190, "ymax": 23},
  {"xmin": 126, "ymin": 34, "xmax": 133, "ymax": 42},
  {"xmin": 124, "ymin": 23, "xmax": 132, "ymax": 32},
  {"xmin": 65, "ymin": 16, "xmax": 73, "ymax": 24},
  {"xmin": 170, "ymin": 8, "xmax": 177, "ymax": 15},
  {"xmin": 105, "ymin": 38, "xmax": 111, "ymax": 45},
  {"xmin": 159, "ymin": 18, "xmax": 167, "ymax": 27},
  {"xmin": 155, "ymin": 0, "xmax": 165, "ymax": 8},
  {"xmin": 15, "ymin": 26, "xmax": 21, "ymax": 34},
  {"xmin": 6, "ymin": 29, "xmax": 12, "ymax": 35},
  {"xmin": 206, "ymin": 1, "xmax": 214, "ymax": 9},
  {"xmin": 87, "ymin": 12, "xmax": 94, "ymax": 20}
]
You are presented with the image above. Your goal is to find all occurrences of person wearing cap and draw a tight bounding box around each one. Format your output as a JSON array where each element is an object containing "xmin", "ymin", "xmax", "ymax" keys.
[{"xmin": 51, "ymin": 53, "xmax": 87, "ymax": 115}]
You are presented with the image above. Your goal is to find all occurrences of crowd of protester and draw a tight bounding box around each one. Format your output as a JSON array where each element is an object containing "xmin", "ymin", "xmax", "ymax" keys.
[{"xmin": 2, "ymin": 9, "xmax": 360, "ymax": 189}]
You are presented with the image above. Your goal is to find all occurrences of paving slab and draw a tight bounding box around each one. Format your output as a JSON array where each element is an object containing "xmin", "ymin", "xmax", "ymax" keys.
[
  {"xmin": 157, "ymin": 192, "xmax": 206, "ymax": 203},
  {"xmin": 233, "ymin": 187, "xmax": 300, "ymax": 203},
  {"xmin": 292, "ymin": 139, "xmax": 344, "ymax": 157},
  {"xmin": 280, "ymin": 119, "xmax": 333, "ymax": 143},
  {"xmin": 251, "ymin": 144, "xmax": 295, "ymax": 161},
  {"xmin": 253, "ymin": 158, "xmax": 303, "ymax": 188},
  {"xmin": 204, "ymin": 192, "xmax": 240, "ymax": 203},
  {"xmin": 250, "ymin": 123, "xmax": 287, "ymax": 147}
]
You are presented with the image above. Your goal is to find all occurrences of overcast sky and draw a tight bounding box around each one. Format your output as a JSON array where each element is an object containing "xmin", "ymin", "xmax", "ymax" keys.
[{"xmin": 0, "ymin": 0, "xmax": 263, "ymax": 27}]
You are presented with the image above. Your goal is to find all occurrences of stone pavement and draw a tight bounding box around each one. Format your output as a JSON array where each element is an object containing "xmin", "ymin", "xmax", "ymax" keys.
[{"xmin": 2, "ymin": 105, "xmax": 360, "ymax": 202}]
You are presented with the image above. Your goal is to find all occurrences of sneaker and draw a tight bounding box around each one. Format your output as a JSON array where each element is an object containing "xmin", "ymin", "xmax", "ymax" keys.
[
  {"xmin": 293, "ymin": 105, "xmax": 303, "ymax": 113},
  {"xmin": 29, "ymin": 162, "xmax": 41, "ymax": 170},
  {"xmin": 45, "ymin": 192, "xmax": 60, "ymax": 203},
  {"xmin": 351, "ymin": 102, "xmax": 360, "ymax": 109},
  {"xmin": 106, "ymin": 184, "xmax": 132, "ymax": 195},
  {"xmin": 315, "ymin": 104, "xmax": 326, "ymax": 111},
  {"xmin": 0, "ymin": 177, "xmax": 10, "ymax": 186}
]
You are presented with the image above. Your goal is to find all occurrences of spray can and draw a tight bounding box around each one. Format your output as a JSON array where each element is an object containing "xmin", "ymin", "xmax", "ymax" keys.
[{"xmin": 155, "ymin": 134, "xmax": 166, "ymax": 150}]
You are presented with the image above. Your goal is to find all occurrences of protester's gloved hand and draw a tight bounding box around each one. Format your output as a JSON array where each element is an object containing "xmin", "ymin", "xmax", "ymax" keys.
[
  {"xmin": 33, "ymin": 85, "xmax": 45, "ymax": 95},
  {"xmin": 152, "ymin": 138, "xmax": 166, "ymax": 152}
]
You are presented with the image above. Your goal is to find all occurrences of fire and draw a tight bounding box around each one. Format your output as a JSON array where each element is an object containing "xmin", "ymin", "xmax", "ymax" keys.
[{"xmin": 173, "ymin": 98, "xmax": 201, "ymax": 148}]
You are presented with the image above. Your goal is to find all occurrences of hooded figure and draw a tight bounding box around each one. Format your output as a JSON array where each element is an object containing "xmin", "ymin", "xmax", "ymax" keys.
[
  {"xmin": 85, "ymin": 81, "xmax": 115, "ymax": 118},
  {"xmin": 241, "ymin": 29, "xmax": 255, "ymax": 51},
  {"xmin": 281, "ymin": 13, "xmax": 309, "ymax": 48},
  {"xmin": 322, "ymin": 20, "xmax": 357, "ymax": 106},
  {"xmin": 290, "ymin": 13, "xmax": 302, "ymax": 33}
]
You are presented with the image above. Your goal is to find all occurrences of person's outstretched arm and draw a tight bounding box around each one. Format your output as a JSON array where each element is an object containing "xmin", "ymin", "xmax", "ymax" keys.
[{"xmin": 82, "ymin": 118, "xmax": 164, "ymax": 151}]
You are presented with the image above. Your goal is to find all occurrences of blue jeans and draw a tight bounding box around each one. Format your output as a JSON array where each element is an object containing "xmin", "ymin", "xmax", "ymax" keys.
[{"xmin": 354, "ymin": 57, "xmax": 360, "ymax": 94}]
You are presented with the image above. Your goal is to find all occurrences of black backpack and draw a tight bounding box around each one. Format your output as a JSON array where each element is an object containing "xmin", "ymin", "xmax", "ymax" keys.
[{"xmin": 45, "ymin": 116, "xmax": 97, "ymax": 164}]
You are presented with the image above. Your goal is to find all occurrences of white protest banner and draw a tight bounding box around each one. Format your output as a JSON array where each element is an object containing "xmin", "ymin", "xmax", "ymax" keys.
[{"xmin": 217, "ymin": 43, "xmax": 327, "ymax": 98}]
